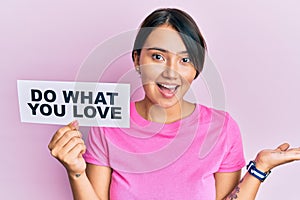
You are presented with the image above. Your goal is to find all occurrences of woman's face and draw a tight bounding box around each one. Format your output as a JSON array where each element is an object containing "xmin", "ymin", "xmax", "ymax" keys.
[{"xmin": 134, "ymin": 24, "xmax": 197, "ymax": 108}]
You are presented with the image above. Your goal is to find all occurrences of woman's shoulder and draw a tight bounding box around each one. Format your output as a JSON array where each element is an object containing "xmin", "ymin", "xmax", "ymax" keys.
[{"xmin": 197, "ymin": 104, "xmax": 231, "ymax": 122}]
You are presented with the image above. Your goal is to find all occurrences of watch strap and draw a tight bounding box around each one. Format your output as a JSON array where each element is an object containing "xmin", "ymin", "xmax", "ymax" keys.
[{"xmin": 246, "ymin": 161, "xmax": 271, "ymax": 182}]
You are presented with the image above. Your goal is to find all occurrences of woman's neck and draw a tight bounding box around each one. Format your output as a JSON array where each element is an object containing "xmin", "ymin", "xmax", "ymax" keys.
[{"xmin": 135, "ymin": 98, "xmax": 195, "ymax": 124}]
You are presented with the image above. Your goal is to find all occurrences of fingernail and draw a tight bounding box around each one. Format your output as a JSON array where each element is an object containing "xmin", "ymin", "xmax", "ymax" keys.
[{"xmin": 71, "ymin": 120, "xmax": 79, "ymax": 130}]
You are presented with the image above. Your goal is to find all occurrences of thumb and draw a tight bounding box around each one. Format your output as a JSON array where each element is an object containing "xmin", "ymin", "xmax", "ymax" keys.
[
  {"xmin": 68, "ymin": 120, "xmax": 79, "ymax": 131},
  {"xmin": 276, "ymin": 143, "xmax": 290, "ymax": 151}
]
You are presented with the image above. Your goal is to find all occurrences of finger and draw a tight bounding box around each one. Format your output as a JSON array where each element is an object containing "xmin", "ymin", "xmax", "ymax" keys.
[
  {"xmin": 276, "ymin": 143, "xmax": 290, "ymax": 151},
  {"xmin": 55, "ymin": 137, "xmax": 85, "ymax": 160},
  {"xmin": 273, "ymin": 147, "xmax": 300, "ymax": 164},
  {"xmin": 68, "ymin": 120, "xmax": 79, "ymax": 131},
  {"xmin": 49, "ymin": 126, "xmax": 72, "ymax": 150},
  {"xmin": 80, "ymin": 144, "xmax": 87, "ymax": 155},
  {"xmin": 48, "ymin": 120, "xmax": 80, "ymax": 150},
  {"xmin": 63, "ymin": 142, "xmax": 87, "ymax": 163},
  {"xmin": 282, "ymin": 150, "xmax": 300, "ymax": 162},
  {"xmin": 283, "ymin": 146, "xmax": 300, "ymax": 151},
  {"xmin": 50, "ymin": 130, "xmax": 83, "ymax": 157}
]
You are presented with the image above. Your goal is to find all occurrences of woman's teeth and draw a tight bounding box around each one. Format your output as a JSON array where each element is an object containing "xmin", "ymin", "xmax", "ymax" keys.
[{"xmin": 157, "ymin": 83, "xmax": 178, "ymax": 92}]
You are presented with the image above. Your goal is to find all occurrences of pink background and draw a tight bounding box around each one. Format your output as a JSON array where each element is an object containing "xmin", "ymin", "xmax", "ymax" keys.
[{"xmin": 1, "ymin": 0, "xmax": 300, "ymax": 199}]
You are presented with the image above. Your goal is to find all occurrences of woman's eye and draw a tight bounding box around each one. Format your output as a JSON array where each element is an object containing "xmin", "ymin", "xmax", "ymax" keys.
[
  {"xmin": 181, "ymin": 57, "xmax": 191, "ymax": 63},
  {"xmin": 152, "ymin": 54, "xmax": 164, "ymax": 61}
]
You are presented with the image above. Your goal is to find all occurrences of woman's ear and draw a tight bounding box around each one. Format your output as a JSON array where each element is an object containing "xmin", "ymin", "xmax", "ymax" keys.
[
  {"xmin": 133, "ymin": 51, "xmax": 140, "ymax": 67},
  {"xmin": 133, "ymin": 51, "xmax": 141, "ymax": 74}
]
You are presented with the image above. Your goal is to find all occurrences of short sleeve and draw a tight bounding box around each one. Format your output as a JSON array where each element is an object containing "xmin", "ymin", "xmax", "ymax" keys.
[
  {"xmin": 217, "ymin": 114, "xmax": 246, "ymax": 172},
  {"xmin": 83, "ymin": 127, "xmax": 110, "ymax": 167}
]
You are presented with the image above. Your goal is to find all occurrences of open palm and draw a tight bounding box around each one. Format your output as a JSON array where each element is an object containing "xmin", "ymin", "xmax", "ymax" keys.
[{"xmin": 255, "ymin": 143, "xmax": 300, "ymax": 172}]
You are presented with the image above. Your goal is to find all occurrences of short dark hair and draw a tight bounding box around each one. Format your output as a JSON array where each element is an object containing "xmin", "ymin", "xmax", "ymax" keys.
[{"xmin": 132, "ymin": 8, "xmax": 207, "ymax": 79}]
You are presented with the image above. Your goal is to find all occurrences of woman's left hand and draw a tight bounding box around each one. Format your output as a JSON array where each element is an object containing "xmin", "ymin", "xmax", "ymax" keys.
[{"xmin": 254, "ymin": 143, "xmax": 300, "ymax": 172}]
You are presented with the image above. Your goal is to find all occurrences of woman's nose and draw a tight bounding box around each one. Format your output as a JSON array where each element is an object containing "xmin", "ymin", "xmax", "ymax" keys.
[{"xmin": 161, "ymin": 60, "xmax": 179, "ymax": 79}]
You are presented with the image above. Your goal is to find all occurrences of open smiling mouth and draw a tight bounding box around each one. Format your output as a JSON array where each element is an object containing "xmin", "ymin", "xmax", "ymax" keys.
[{"xmin": 156, "ymin": 82, "xmax": 180, "ymax": 98}]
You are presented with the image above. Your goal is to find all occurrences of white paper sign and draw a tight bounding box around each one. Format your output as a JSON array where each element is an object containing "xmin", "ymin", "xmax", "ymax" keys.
[{"xmin": 17, "ymin": 80, "xmax": 130, "ymax": 127}]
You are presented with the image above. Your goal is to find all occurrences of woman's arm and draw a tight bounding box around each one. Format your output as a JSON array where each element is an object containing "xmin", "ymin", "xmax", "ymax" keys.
[
  {"xmin": 86, "ymin": 164, "xmax": 112, "ymax": 200},
  {"xmin": 224, "ymin": 143, "xmax": 300, "ymax": 200},
  {"xmin": 214, "ymin": 170, "xmax": 241, "ymax": 200},
  {"xmin": 68, "ymin": 165, "xmax": 111, "ymax": 200},
  {"xmin": 48, "ymin": 121, "xmax": 111, "ymax": 200}
]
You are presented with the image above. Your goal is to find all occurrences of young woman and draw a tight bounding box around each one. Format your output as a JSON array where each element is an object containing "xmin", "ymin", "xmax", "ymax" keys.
[{"xmin": 48, "ymin": 8, "xmax": 300, "ymax": 200}]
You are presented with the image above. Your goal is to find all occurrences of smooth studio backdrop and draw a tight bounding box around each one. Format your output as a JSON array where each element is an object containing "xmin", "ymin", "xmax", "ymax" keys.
[{"xmin": 1, "ymin": 0, "xmax": 300, "ymax": 199}]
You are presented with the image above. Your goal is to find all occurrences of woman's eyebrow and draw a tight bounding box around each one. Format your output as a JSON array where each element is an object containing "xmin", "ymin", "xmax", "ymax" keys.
[
  {"xmin": 146, "ymin": 47, "xmax": 188, "ymax": 55},
  {"xmin": 146, "ymin": 47, "xmax": 168, "ymax": 53}
]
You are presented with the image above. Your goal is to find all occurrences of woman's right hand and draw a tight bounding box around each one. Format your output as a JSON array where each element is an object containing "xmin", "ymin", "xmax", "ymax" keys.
[
  {"xmin": 254, "ymin": 143, "xmax": 300, "ymax": 172},
  {"xmin": 48, "ymin": 120, "xmax": 87, "ymax": 177}
]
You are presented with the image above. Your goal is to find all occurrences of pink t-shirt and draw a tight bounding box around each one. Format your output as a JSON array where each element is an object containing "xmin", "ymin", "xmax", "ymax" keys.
[{"xmin": 83, "ymin": 103, "xmax": 245, "ymax": 200}]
